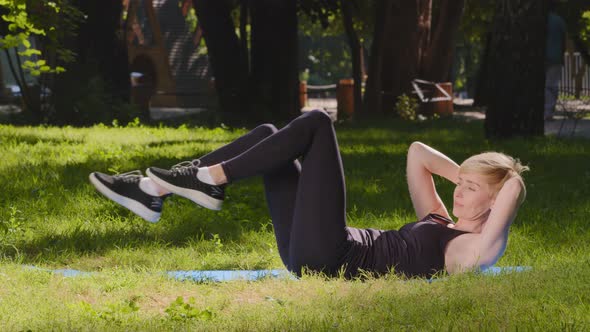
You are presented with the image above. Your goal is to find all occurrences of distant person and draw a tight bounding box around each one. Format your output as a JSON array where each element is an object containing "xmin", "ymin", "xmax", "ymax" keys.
[
  {"xmin": 90, "ymin": 110, "xmax": 528, "ymax": 279},
  {"xmin": 544, "ymin": 1, "xmax": 567, "ymax": 121}
]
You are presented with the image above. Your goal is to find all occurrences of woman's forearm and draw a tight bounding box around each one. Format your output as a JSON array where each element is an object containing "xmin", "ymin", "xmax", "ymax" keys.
[
  {"xmin": 406, "ymin": 142, "xmax": 457, "ymax": 219},
  {"xmin": 409, "ymin": 142, "xmax": 460, "ymax": 183}
]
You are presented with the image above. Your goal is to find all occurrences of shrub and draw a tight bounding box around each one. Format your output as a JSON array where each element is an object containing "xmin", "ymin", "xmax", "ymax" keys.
[{"xmin": 395, "ymin": 93, "xmax": 419, "ymax": 120}]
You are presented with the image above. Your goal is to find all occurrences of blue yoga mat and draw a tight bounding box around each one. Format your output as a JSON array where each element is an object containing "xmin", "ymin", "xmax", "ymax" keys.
[
  {"xmin": 167, "ymin": 269, "xmax": 295, "ymax": 282},
  {"xmin": 23, "ymin": 265, "xmax": 531, "ymax": 282},
  {"xmin": 480, "ymin": 266, "xmax": 531, "ymax": 275}
]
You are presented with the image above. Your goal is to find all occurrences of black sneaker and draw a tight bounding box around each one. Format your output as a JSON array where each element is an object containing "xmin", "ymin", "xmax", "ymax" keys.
[
  {"xmin": 146, "ymin": 160, "xmax": 225, "ymax": 210},
  {"xmin": 89, "ymin": 170, "xmax": 167, "ymax": 223}
]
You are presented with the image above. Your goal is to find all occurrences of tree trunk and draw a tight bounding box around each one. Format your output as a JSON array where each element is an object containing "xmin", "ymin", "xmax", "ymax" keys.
[
  {"xmin": 74, "ymin": 0, "xmax": 130, "ymax": 103},
  {"xmin": 341, "ymin": 0, "xmax": 363, "ymax": 117},
  {"xmin": 250, "ymin": 0, "xmax": 299, "ymax": 119},
  {"xmin": 381, "ymin": 1, "xmax": 425, "ymax": 114},
  {"xmin": 364, "ymin": 0, "xmax": 393, "ymax": 114},
  {"xmin": 193, "ymin": 0, "xmax": 247, "ymax": 115},
  {"xmin": 483, "ymin": 0, "xmax": 547, "ymax": 138},
  {"xmin": 364, "ymin": 0, "xmax": 470, "ymax": 114},
  {"xmin": 473, "ymin": 32, "xmax": 492, "ymax": 107},
  {"xmin": 365, "ymin": 0, "xmax": 433, "ymax": 114},
  {"xmin": 239, "ymin": 0, "xmax": 250, "ymax": 74},
  {"xmin": 50, "ymin": 0, "xmax": 130, "ymax": 124},
  {"xmin": 3, "ymin": 49, "xmax": 35, "ymax": 116},
  {"xmin": 421, "ymin": 0, "xmax": 465, "ymax": 82},
  {"xmin": 416, "ymin": 0, "xmax": 432, "ymax": 76}
]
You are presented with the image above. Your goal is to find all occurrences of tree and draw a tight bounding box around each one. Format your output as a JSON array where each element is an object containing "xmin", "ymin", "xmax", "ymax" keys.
[
  {"xmin": 49, "ymin": 0, "xmax": 132, "ymax": 125},
  {"xmin": 250, "ymin": 0, "xmax": 299, "ymax": 118},
  {"xmin": 0, "ymin": 0, "xmax": 78, "ymax": 122},
  {"xmin": 482, "ymin": 0, "xmax": 547, "ymax": 138},
  {"xmin": 192, "ymin": 0, "xmax": 247, "ymax": 116},
  {"xmin": 456, "ymin": 0, "xmax": 494, "ymax": 100},
  {"xmin": 420, "ymin": 0, "xmax": 465, "ymax": 82},
  {"xmin": 192, "ymin": 0, "xmax": 301, "ymax": 121},
  {"xmin": 364, "ymin": 0, "xmax": 465, "ymax": 114},
  {"xmin": 476, "ymin": 1, "xmax": 590, "ymax": 107},
  {"xmin": 341, "ymin": 0, "xmax": 363, "ymax": 117},
  {"xmin": 364, "ymin": 0, "xmax": 393, "ymax": 116},
  {"xmin": 561, "ymin": 1, "xmax": 590, "ymax": 67}
]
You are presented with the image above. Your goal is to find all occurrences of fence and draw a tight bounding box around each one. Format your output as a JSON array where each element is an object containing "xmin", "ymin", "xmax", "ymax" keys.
[
  {"xmin": 306, "ymin": 83, "xmax": 338, "ymax": 111},
  {"xmin": 560, "ymin": 52, "xmax": 590, "ymax": 96}
]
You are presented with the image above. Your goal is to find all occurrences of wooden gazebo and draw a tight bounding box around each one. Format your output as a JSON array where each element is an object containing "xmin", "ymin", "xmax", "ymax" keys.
[{"xmin": 124, "ymin": 0, "xmax": 216, "ymax": 110}]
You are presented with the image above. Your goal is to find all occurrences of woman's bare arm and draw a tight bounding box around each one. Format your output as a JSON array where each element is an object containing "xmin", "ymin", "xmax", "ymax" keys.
[
  {"xmin": 477, "ymin": 177, "xmax": 524, "ymax": 265},
  {"xmin": 406, "ymin": 142, "xmax": 460, "ymax": 220}
]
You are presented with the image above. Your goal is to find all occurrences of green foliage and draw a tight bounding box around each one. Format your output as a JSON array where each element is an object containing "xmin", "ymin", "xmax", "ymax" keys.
[
  {"xmin": 0, "ymin": 0, "xmax": 68, "ymax": 75},
  {"xmin": 453, "ymin": 0, "xmax": 495, "ymax": 95},
  {"xmin": 178, "ymin": 0, "xmax": 198, "ymax": 34},
  {"xmin": 0, "ymin": 206, "xmax": 26, "ymax": 253},
  {"xmin": 27, "ymin": 0, "xmax": 84, "ymax": 64},
  {"xmin": 0, "ymin": 206, "xmax": 24, "ymax": 236},
  {"xmin": 98, "ymin": 299, "xmax": 140, "ymax": 323},
  {"xmin": 165, "ymin": 297, "xmax": 215, "ymax": 321},
  {"xmin": 458, "ymin": 0, "xmax": 495, "ymax": 45},
  {"xmin": 185, "ymin": 7, "xmax": 197, "ymax": 33},
  {"xmin": 581, "ymin": 10, "xmax": 590, "ymax": 43},
  {"xmin": 297, "ymin": 0, "xmax": 339, "ymax": 30},
  {"xmin": 78, "ymin": 298, "xmax": 141, "ymax": 325},
  {"xmin": 211, "ymin": 233, "xmax": 224, "ymax": 249},
  {"xmin": 298, "ymin": 1, "xmax": 374, "ymax": 85},
  {"xmin": 298, "ymin": 17, "xmax": 352, "ymax": 84},
  {"xmin": 297, "ymin": 0, "xmax": 374, "ymax": 41},
  {"xmin": 299, "ymin": 68, "xmax": 310, "ymax": 82},
  {"xmin": 0, "ymin": 0, "xmax": 83, "ymax": 122},
  {"xmin": 395, "ymin": 93, "xmax": 419, "ymax": 121}
]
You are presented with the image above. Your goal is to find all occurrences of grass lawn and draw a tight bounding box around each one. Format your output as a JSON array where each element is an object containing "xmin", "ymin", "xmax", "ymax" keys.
[{"xmin": 0, "ymin": 117, "xmax": 589, "ymax": 331}]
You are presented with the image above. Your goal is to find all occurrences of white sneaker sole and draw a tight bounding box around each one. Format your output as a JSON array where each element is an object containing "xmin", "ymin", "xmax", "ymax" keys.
[
  {"xmin": 89, "ymin": 173, "xmax": 161, "ymax": 223},
  {"xmin": 146, "ymin": 168, "xmax": 223, "ymax": 211}
]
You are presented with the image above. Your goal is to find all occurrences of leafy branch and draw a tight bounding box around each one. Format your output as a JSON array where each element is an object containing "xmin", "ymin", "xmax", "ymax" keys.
[{"xmin": 0, "ymin": 0, "xmax": 65, "ymax": 76}]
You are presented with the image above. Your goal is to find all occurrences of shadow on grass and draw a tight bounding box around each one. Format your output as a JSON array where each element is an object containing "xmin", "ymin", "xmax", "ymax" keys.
[
  {"xmin": 7, "ymin": 185, "xmax": 272, "ymax": 261},
  {"xmin": 0, "ymin": 132, "xmax": 86, "ymax": 145},
  {"xmin": 145, "ymin": 138, "xmax": 233, "ymax": 148}
]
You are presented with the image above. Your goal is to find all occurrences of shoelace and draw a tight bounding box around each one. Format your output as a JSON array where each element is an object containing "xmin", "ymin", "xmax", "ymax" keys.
[
  {"xmin": 114, "ymin": 170, "xmax": 143, "ymax": 183},
  {"xmin": 170, "ymin": 159, "xmax": 201, "ymax": 176}
]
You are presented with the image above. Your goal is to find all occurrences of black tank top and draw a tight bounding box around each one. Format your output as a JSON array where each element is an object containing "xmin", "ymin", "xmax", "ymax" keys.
[{"xmin": 341, "ymin": 214, "xmax": 469, "ymax": 278}]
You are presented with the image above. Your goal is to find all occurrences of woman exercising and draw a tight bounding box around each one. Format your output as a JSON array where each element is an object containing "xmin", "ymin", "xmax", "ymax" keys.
[{"xmin": 90, "ymin": 110, "xmax": 528, "ymax": 278}]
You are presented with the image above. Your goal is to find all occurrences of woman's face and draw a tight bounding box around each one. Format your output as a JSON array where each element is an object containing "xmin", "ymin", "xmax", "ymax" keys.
[{"xmin": 452, "ymin": 172, "xmax": 495, "ymax": 220}]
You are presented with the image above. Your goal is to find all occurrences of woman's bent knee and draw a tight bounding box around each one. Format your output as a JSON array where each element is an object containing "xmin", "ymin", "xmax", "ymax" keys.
[
  {"xmin": 255, "ymin": 123, "xmax": 278, "ymax": 138},
  {"xmin": 302, "ymin": 109, "xmax": 332, "ymax": 127}
]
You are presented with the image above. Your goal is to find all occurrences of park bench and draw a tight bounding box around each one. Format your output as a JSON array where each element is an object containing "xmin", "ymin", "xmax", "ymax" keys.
[{"xmin": 411, "ymin": 79, "xmax": 453, "ymax": 116}]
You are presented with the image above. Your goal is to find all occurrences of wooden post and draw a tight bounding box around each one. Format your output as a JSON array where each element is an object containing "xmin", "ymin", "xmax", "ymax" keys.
[
  {"xmin": 432, "ymin": 82, "xmax": 453, "ymax": 116},
  {"xmin": 337, "ymin": 78, "xmax": 354, "ymax": 117},
  {"xmin": 299, "ymin": 81, "xmax": 308, "ymax": 107}
]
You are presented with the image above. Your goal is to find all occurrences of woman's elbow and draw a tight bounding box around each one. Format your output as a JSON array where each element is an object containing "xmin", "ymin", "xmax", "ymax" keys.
[
  {"xmin": 408, "ymin": 141, "xmax": 426, "ymax": 156},
  {"xmin": 410, "ymin": 141, "xmax": 425, "ymax": 149}
]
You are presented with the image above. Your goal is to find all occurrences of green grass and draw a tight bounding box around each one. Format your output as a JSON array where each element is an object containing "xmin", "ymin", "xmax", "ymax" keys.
[{"xmin": 0, "ymin": 118, "xmax": 589, "ymax": 330}]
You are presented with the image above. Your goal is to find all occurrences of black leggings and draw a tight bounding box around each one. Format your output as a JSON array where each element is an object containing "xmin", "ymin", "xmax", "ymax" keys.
[{"xmin": 196, "ymin": 110, "xmax": 349, "ymax": 275}]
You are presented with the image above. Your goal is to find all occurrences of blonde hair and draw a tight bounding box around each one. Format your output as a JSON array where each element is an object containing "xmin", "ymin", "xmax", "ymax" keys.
[{"xmin": 460, "ymin": 152, "xmax": 529, "ymax": 203}]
